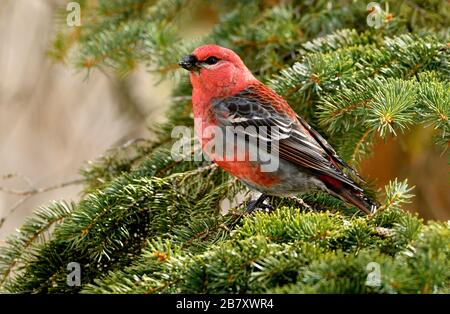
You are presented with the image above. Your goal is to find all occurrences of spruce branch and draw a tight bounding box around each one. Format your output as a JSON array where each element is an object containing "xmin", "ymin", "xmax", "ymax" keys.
[
  {"xmin": 0, "ymin": 202, "xmax": 75, "ymax": 290},
  {"xmin": 380, "ymin": 179, "xmax": 415, "ymax": 212}
]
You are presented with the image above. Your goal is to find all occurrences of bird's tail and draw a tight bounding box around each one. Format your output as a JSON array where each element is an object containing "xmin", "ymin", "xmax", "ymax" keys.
[{"xmin": 328, "ymin": 184, "xmax": 377, "ymax": 215}]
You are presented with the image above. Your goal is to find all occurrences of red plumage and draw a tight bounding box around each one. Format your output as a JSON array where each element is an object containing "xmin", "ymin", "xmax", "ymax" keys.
[{"xmin": 179, "ymin": 44, "xmax": 377, "ymax": 214}]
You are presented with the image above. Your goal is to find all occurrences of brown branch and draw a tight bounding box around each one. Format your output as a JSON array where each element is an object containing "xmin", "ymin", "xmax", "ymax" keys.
[
  {"xmin": 331, "ymin": 98, "xmax": 372, "ymax": 118},
  {"xmin": 0, "ymin": 177, "xmax": 84, "ymax": 231},
  {"xmin": 1, "ymin": 173, "xmax": 34, "ymax": 189},
  {"xmin": 0, "ymin": 196, "xmax": 33, "ymax": 229},
  {"xmin": 351, "ymin": 129, "xmax": 373, "ymax": 165},
  {"xmin": 0, "ymin": 178, "xmax": 84, "ymax": 196}
]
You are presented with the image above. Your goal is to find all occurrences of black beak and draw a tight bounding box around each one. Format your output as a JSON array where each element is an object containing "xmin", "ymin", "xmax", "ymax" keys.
[{"xmin": 178, "ymin": 54, "xmax": 198, "ymax": 71}]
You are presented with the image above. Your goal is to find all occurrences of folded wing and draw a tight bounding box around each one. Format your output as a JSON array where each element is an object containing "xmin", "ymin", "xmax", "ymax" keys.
[{"xmin": 211, "ymin": 83, "xmax": 364, "ymax": 192}]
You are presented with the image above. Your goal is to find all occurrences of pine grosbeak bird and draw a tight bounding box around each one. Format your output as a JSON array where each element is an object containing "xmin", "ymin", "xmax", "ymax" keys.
[{"xmin": 179, "ymin": 44, "xmax": 377, "ymax": 214}]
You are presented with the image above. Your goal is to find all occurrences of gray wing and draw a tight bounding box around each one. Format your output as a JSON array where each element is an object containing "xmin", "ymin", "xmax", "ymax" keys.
[{"xmin": 211, "ymin": 87, "xmax": 363, "ymax": 191}]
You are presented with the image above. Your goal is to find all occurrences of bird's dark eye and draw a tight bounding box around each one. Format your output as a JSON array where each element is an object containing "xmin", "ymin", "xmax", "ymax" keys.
[{"xmin": 204, "ymin": 56, "xmax": 219, "ymax": 65}]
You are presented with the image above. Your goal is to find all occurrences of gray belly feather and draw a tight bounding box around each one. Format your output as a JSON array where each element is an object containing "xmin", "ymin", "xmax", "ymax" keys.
[{"xmin": 240, "ymin": 159, "xmax": 327, "ymax": 196}]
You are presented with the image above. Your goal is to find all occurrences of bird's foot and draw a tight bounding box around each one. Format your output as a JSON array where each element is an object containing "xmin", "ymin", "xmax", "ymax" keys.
[
  {"xmin": 246, "ymin": 200, "xmax": 274, "ymax": 213},
  {"xmin": 246, "ymin": 194, "xmax": 275, "ymax": 214}
]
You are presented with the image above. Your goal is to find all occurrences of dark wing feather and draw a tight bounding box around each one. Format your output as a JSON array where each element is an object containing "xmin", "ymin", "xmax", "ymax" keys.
[
  {"xmin": 295, "ymin": 114, "xmax": 365, "ymax": 182},
  {"xmin": 211, "ymin": 85, "xmax": 363, "ymax": 191}
]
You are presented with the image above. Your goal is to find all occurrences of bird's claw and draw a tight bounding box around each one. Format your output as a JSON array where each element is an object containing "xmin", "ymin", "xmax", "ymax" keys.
[{"xmin": 246, "ymin": 200, "xmax": 274, "ymax": 214}]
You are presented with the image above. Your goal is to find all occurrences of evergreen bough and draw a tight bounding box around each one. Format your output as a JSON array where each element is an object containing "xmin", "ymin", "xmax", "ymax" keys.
[{"xmin": 0, "ymin": 0, "xmax": 448, "ymax": 294}]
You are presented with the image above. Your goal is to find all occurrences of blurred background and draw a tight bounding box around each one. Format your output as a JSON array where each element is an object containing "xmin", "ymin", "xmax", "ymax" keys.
[
  {"xmin": 0, "ymin": 0, "xmax": 174, "ymax": 240},
  {"xmin": 0, "ymin": 0, "xmax": 448, "ymax": 241}
]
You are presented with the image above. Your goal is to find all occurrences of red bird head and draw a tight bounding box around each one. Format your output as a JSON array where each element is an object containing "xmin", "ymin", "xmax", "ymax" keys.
[{"xmin": 179, "ymin": 44, "xmax": 256, "ymax": 99}]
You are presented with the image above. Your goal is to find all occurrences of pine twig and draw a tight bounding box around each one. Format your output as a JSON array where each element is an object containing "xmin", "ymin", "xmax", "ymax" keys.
[
  {"xmin": 0, "ymin": 178, "xmax": 84, "ymax": 196},
  {"xmin": 0, "ymin": 178, "xmax": 84, "ymax": 230}
]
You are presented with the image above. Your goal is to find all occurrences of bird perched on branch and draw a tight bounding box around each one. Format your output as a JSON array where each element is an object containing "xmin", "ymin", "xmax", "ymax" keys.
[{"xmin": 179, "ymin": 44, "xmax": 377, "ymax": 214}]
